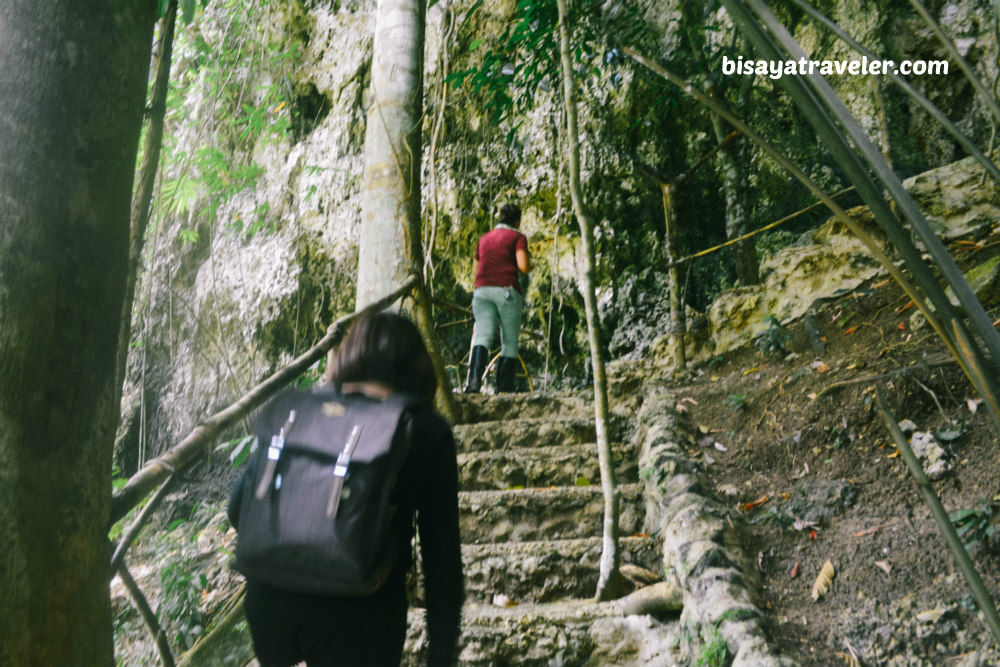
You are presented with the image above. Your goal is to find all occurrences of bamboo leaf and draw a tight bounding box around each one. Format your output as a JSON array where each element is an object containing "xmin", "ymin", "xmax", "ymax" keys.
[{"xmin": 787, "ymin": 0, "xmax": 1000, "ymax": 185}]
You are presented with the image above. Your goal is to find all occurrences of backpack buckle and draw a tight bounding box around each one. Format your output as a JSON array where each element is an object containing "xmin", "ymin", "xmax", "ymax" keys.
[
  {"xmin": 327, "ymin": 425, "xmax": 362, "ymax": 518},
  {"xmin": 254, "ymin": 409, "xmax": 297, "ymax": 500}
]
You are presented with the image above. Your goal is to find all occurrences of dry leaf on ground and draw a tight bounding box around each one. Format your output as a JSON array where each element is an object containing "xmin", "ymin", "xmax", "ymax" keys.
[{"xmin": 811, "ymin": 559, "xmax": 836, "ymax": 601}]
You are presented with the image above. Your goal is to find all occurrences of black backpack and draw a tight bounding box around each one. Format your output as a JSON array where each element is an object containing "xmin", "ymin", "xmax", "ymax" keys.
[{"xmin": 232, "ymin": 386, "xmax": 414, "ymax": 596}]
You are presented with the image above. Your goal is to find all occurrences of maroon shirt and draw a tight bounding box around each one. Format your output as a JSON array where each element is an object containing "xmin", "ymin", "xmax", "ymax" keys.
[{"xmin": 474, "ymin": 226, "xmax": 528, "ymax": 294}]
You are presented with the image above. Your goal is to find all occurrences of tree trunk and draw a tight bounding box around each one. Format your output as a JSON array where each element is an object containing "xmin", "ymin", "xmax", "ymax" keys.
[
  {"xmin": 116, "ymin": 0, "xmax": 178, "ymax": 393},
  {"xmin": 356, "ymin": 0, "xmax": 426, "ymax": 310},
  {"xmin": 356, "ymin": 0, "xmax": 456, "ymax": 419},
  {"xmin": 555, "ymin": 0, "xmax": 626, "ymax": 602},
  {"xmin": 711, "ymin": 116, "xmax": 760, "ymax": 286},
  {"xmin": 661, "ymin": 182, "xmax": 687, "ymax": 371},
  {"xmin": 114, "ymin": 0, "xmax": 179, "ymax": 474},
  {"xmin": 0, "ymin": 3, "xmax": 155, "ymax": 665}
]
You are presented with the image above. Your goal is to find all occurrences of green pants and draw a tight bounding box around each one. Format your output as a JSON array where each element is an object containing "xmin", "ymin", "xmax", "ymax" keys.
[{"xmin": 472, "ymin": 286, "xmax": 523, "ymax": 358}]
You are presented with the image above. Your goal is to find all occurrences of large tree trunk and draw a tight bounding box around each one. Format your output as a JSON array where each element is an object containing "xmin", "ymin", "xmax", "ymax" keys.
[
  {"xmin": 556, "ymin": 0, "xmax": 626, "ymax": 602},
  {"xmin": 0, "ymin": 3, "xmax": 154, "ymax": 666},
  {"xmin": 356, "ymin": 0, "xmax": 426, "ymax": 310},
  {"xmin": 356, "ymin": 0, "xmax": 456, "ymax": 418}
]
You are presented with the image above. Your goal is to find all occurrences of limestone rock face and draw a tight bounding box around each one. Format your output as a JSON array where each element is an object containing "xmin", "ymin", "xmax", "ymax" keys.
[{"xmin": 650, "ymin": 155, "xmax": 1000, "ymax": 367}]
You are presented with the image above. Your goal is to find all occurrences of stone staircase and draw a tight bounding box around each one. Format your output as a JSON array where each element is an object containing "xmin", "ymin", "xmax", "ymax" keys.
[
  {"xmin": 402, "ymin": 391, "xmax": 671, "ymax": 666},
  {"xmin": 170, "ymin": 381, "xmax": 792, "ymax": 667}
]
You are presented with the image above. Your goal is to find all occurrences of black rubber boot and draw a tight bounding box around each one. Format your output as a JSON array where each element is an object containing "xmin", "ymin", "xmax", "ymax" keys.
[
  {"xmin": 464, "ymin": 345, "xmax": 489, "ymax": 393},
  {"xmin": 496, "ymin": 356, "xmax": 518, "ymax": 393}
]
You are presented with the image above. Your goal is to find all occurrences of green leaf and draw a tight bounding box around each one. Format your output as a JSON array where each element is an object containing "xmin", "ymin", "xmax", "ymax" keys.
[
  {"xmin": 181, "ymin": 0, "xmax": 196, "ymax": 24},
  {"xmin": 950, "ymin": 508, "xmax": 977, "ymax": 523},
  {"xmin": 178, "ymin": 228, "xmax": 199, "ymax": 244},
  {"xmin": 229, "ymin": 435, "xmax": 255, "ymax": 468},
  {"xmin": 575, "ymin": 475, "xmax": 591, "ymax": 486},
  {"xmin": 468, "ymin": 38, "xmax": 484, "ymax": 52}
]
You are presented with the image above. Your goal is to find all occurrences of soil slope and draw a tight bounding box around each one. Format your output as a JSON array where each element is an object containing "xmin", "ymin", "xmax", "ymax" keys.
[{"xmin": 665, "ymin": 271, "xmax": 1000, "ymax": 666}]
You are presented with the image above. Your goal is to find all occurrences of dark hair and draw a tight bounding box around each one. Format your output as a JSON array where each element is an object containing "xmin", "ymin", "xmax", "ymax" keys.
[
  {"xmin": 326, "ymin": 310, "xmax": 438, "ymax": 401},
  {"xmin": 498, "ymin": 203, "xmax": 521, "ymax": 227}
]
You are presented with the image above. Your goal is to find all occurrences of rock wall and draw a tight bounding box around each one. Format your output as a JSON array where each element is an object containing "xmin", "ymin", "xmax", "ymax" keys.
[{"xmin": 649, "ymin": 154, "xmax": 1000, "ymax": 366}]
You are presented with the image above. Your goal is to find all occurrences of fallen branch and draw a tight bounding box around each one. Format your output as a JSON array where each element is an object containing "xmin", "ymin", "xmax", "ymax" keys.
[
  {"xmin": 110, "ymin": 275, "xmax": 419, "ymax": 525},
  {"xmin": 117, "ymin": 562, "xmax": 176, "ymax": 667},
  {"xmin": 813, "ymin": 358, "xmax": 956, "ymax": 398},
  {"xmin": 110, "ymin": 473, "xmax": 177, "ymax": 574}
]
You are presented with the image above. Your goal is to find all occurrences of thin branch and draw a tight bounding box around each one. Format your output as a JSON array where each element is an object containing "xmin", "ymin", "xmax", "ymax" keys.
[
  {"xmin": 117, "ymin": 0, "xmax": 179, "ymax": 389},
  {"xmin": 117, "ymin": 562, "xmax": 176, "ymax": 667},
  {"xmin": 814, "ymin": 358, "xmax": 956, "ymax": 398},
  {"xmin": 635, "ymin": 130, "xmax": 741, "ymax": 186},
  {"xmin": 110, "ymin": 473, "xmax": 177, "ymax": 575},
  {"xmin": 673, "ymin": 186, "xmax": 856, "ymax": 267},
  {"xmin": 110, "ymin": 274, "xmax": 420, "ymax": 525}
]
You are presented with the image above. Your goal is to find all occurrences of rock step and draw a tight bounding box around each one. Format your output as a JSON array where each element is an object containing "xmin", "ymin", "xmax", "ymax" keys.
[
  {"xmin": 461, "ymin": 536, "xmax": 661, "ymax": 604},
  {"xmin": 456, "ymin": 391, "xmax": 592, "ymax": 423},
  {"xmin": 456, "ymin": 442, "xmax": 639, "ymax": 491},
  {"xmin": 404, "ymin": 597, "xmax": 680, "ymax": 667},
  {"xmin": 452, "ymin": 417, "xmax": 596, "ymax": 453},
  {"xmin": 459, "ymin": 483, "xmax": 646, "ymax": 543}
]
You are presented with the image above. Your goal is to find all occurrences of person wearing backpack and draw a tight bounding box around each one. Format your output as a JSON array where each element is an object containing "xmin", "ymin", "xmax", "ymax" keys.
[
  {"xmin": 464, "ymin": 202, "xmax": 531, "ymax": 393},
  {"xmin": 228, "ymin": 310, "xmax": 463, "ymax": 667}
]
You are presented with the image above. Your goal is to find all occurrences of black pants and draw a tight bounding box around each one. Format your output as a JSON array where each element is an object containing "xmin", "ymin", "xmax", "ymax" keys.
[{"xmin": 244, "ymin": 576, "xmax": 408, "ymax": 667}]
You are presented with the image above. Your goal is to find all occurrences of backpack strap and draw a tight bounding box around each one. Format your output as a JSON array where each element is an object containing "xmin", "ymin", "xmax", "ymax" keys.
[
  {"xmin": 326, "ymin": 424, "xmax": 363, "ymax": 518},
  {"xmin": 254, "ymin": 409, "xmax": 298, "ymax": 500}
]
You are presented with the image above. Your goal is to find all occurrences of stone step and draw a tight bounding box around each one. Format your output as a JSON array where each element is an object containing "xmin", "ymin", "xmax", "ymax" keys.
[
  {"xmin": 452, "ymin": 417, "xmax": 595, "ymax": 453},
  {"xmin": 456, "ymin": 442, "xmax": 639, "ymax": 491},
  {"xmin": 403, "ymin": 597, "xmax": 681, "ymax": 667},
  {"xmin": 456, "ymin": 391, "xmax": 592, "ymax": 423},
  {"xmin": 459, "ymin": 483, "xmax": 645, "ymax": 543},
  {"xmin": 461, "ymin": 536, "xmax": 661, "ymax": 604}
]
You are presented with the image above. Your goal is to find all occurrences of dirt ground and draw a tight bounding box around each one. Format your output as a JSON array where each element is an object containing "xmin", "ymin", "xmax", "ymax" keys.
[{"xmin": 668, "ymin": 273, "xmax": 1000, "ymax": 666}]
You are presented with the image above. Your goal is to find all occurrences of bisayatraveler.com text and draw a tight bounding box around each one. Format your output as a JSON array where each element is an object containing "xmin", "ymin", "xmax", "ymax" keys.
[{"xmin": 722, "ymin": 54, "xmax": 949, "ymax": 79}]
